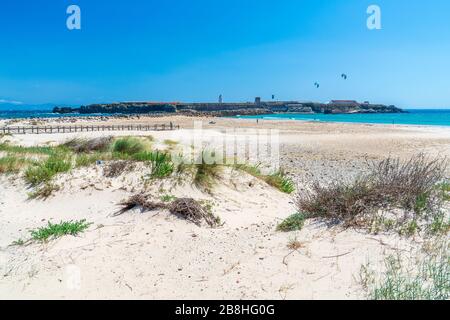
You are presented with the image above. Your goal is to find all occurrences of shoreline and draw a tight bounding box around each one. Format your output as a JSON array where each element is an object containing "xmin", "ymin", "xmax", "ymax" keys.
[{"xmin": 1, "ymin": 110, "xmax": 450, "ymax": 129}]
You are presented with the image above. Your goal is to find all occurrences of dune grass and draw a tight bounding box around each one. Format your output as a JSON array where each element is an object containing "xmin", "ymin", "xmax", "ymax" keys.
[
  {"xmin": 264, "ymin": 171, "xmax": 295, "ymax": 194},
  {"xmin": 30, "ymin": 220, "xmax": 91, "ymax": 242},
  {"xmin": 112, "ymin": 137, "xmax": 147, "ymax": 156},
  {"xmin": 360, "ymin": 242, "xmax": 449, "ymax": 300},
  {"xmin": 0, "ymin": 155, "xmax": 32, "ymax": 174},
  {"xmin": 24, "ymin": 154, "xmax": 72, "ymax": 186},
  {"xmin": 194, "ymin": 152, "xmax": 223, "ymax": 192},
  {"xmin": 163, "ymin": 139, "xmax": 178, "ymax": 146},
  {"xmin": 438, "ymin": 181, "xmax": 450, "ymax": 201},
  {"xmin": 234, "ymin": 163, "xmax": 295, "ymax": 194},
  {"xmin": 28, "ymin": 183, "xmax": 60, "ymax": 200},
  {"xmin": 297, "ymin": 155, "xmax": 448, "ymax": 234},
  {"xmin": 277, "ymin": 212, "xmax": 306, "ymax": 232},
  {"xmin": 63, "ymin": 136, "xmax": 113, "ymax": 154},
  {"xmin": 0, "ymin": 142, "xmax": 56, "ymax": 156}
]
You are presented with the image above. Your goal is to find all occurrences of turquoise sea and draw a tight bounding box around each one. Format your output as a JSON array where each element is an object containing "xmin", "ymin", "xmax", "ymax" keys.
[
  {"xmin": 1, "ymin": 108, "xmax": 450, "ymax": 127},
  {"xmin": 238, "ymin": 109, "xmax": 450, "ymax": 127}
]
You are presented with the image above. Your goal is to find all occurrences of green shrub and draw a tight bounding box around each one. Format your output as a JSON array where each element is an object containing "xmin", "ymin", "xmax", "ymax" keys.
[
  {"xmin": 0, "ymin": 142, "xmax": 55, "ymax": 155},
  {"xmin": 28, "ymin": 183, "xmax": 60, "ymax": 200},
  {"xmin": 234, "ymin": 164, "xmax": 295, "ymax": 194},
  {"xmin": 63, "ymin": 136, "xmax": 113, "ymax": 153},
  {"xmin": 194, "ymin": 152, "xmax": 222, "ymax": 191},
  {"xmin": 0, "ymin": 155, "xmax": 31, "ymax": 174},
  {"xmin": 160, "ymin": 194, "xmax": 176, "ymax": 202},
  {"xmin": 265, "ymin": 171, "xmax": 295, "ymax": 194},
  {"xmin": 277, "ymin": 212, "xmax": 306, "ymax": 232},
  {"xmin": 112, "ymin": 137, "xmax": 146, "ymax": 156},
  {"xmin": 438, "ymin": 181, "xmax": 450, "ymax": 201},
  {"xmin": 134, "ymin": 151, "xmax": 174, "ymax": 178},
  {"xmin": 297, "ymin": 155, "xmax": 447, "ymax": 231},
  {"xmin": 30, "ymin": 220, "xmax": 91, "ymax": 242},
  {"xmin": 366, "ymin": 246, "xmax": 449, "ymax": 300},
  {"xmin": 24, "ymin": 155, "xmax": 72, "ymax": 186}
]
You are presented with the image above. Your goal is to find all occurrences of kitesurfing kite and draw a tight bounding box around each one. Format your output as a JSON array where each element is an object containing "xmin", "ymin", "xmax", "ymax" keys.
[
  {"xmin": 314, "ymin": 82, "xmax": 320, "ymax": 88},
  {"xmin": 341, "ymin": 73, "xmax": 348, "ymax": 80}
]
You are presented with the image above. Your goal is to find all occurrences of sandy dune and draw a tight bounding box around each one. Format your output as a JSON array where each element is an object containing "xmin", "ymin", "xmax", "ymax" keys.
[{"xmin": 1, "ymin": 117, "xmax": 449, "ymax": 299}]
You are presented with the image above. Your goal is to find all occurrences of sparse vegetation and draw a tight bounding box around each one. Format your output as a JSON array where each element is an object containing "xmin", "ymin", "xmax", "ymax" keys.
[
  {"xmin": 63, "ymin": 136, "xmax": 113, "ymax": 153},
  {"xmin": 30, "ymin": 220, "xmax": 91, "ymax": 242},
  {"xmin": 163, "ymin": 139, "xmax": 178, "ymax": 146},
  {"xmin": 194, "ymin": 151, "xmax": 223, "ymax": 191},
  {"xmin": 360, "ymin": 241, "xmax": 449, "ymax": 300},
  {"xmin": 0, "ymin": 142, "xmax": 55, "ymax": 156},
  {"xmin": 277, "ymin": 212, "xmax": 306, "ymax": 232},
  {"xmin": 147, "ymin": 151, "xmax": 174, "ymax": 178},
  {"xmin": 112, "ymin": 137, "xmax": 146, "ymax": 156},
  {"xmin": 265, "ymin": 171, "xmax": 295, "ymax": 194},
  {"xmin": 0, "ymin": 155, "xmax": 31, "ymax": 174},
  {"xmin": 297, "ymin": 154, "xmax": 448, "ymax": 234},
  {"xmin": 234, "ymin": 164, "xmax": 295, "ymax": 194},
  {"xmin": 287, "ymin": 237, "xmax": 303, "ymax": 250},
  {"xmin": 28, "ymin": 183, "xmax": 60, "ymax": 200},
  {"xmin": 103, "ymin": 160, "xmax": 135, "ymax": 178},
  {"xmin": 117, "ymin": 194, "xmax": 221, "ymax": 227},
  {"xmin": 24, "ymin": 154, "xmax": 71, "ymax": 186},
  {"xmin": 438, "ymin": 181, "xmax": 450, "ymax": 201},
  {"xmin": 12, "ymin": 238, "xmax": 25, "ymax": 246},
  {"xmin": 160, "ymin": 194, "xmax": 176, "ymax": 202}
]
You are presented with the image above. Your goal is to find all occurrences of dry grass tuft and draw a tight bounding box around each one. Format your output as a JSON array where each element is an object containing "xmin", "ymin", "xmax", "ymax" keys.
[
  {"xmin": 297, "ymin": 154, "xmax": 448, "ymax": 231},
  {"xmin": 116, "ymin": 194, "xmax": 221, "ymax": 227},
  {"xmin": 63, "ymin": 136, "xmax": 113, "ymax": 153},
  {"xmin": 103, "ymin": 160, "xmax": 136, "ymax": 178}
]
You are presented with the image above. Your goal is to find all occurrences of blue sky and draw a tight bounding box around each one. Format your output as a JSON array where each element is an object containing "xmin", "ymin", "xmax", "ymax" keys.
[{"xmin": 0, "ymin": 0, "xmax": 449, "ymax": 108}]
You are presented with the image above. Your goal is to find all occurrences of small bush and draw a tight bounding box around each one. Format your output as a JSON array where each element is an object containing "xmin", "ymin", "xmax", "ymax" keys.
[
  {"xmin": 265, "ymin": 171, "xmax": 295, "ymax": 194},
  {"xmin": 117, "ymin": 194, "xmax": 221, "ymax": 227},
  {"xmin": 192, "ymin": 150, "xmax": 223, "ymax": 191},
  {"xmin": 438, "ymin": 181, "xmax": 450, "ymax": 201},
  {"xmin": 0, "ymin": 155, "xmax": 31, "ymax": 174},
  {"xmin": 63, "ymin": 136, "xmax": 113, "ymax": 153},
  {"xmin": 28, "ymin": 183, "xmax": 60, "ymax": 200},
  {"xmin": 297, "ymin": 154, "xmax": 447, "ymax": 230},
  {"xmin": 75, "ymin": 153, "xmax": 99, "ymax": 167},
  {"xmin": 0, "ymin": 142, "xmax": 55, "ymax": 155},
  {"xmin": 148, "ymin": 152, "xmax": 174, "ymax": 178},
  {"xmin": 30, "ymin": 220, "xmax": 91, "ymax": 242},
  {"xmin": 277, "ymin": 212, "xmax": 306, "ymax": 232},
  {"xmin": 234, "ymin": 164, "xmax": 295, "ymax": 194},
  {"xmin": 164, "ymin": 139, "xmax": 178, "ymax": 146},
  {"xmin": 160, "ymin": 194, "xmax": 176, "ymax": 202},
  {"xmin": 112, "ymin": 137, "xmax": 146, "ymax": 156},
  {"xmin": 363, "ymin": 243, "xmax": 449, "ymax": 300},
  {"xmin": 104, "ymin": 160, "xmax": 135, "ymax": 178},
  {"xmin": 24, "ymin": 155, "xmax": 72, "ymax": 186},
  {"xmin": 427, "ymin": 213, "xmax": 450, "ymax": 235}
]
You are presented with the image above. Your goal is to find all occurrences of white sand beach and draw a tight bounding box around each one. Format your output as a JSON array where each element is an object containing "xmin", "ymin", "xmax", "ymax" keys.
[{"xmin": 1, "ymin": 117, "xmax": 449, "ymax": 299}]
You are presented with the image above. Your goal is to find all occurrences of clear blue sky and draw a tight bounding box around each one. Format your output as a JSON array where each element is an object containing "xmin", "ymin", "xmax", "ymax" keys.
[{"xmin": 0, "ymin": 0, "xmax": 449, "ymax": 108}]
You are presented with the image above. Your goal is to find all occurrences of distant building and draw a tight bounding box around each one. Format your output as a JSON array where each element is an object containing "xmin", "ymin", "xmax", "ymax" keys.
[
  {"xmin": 255, "ymin": 97, "xmax": 261, "ymax": 105},
  {"xmin": 330, "ymin": 100, "xmax": 360, "ymax": 107},
  {"xmin": 219, "ymin": 94, "xmax": 223, "ymax": 104}
]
